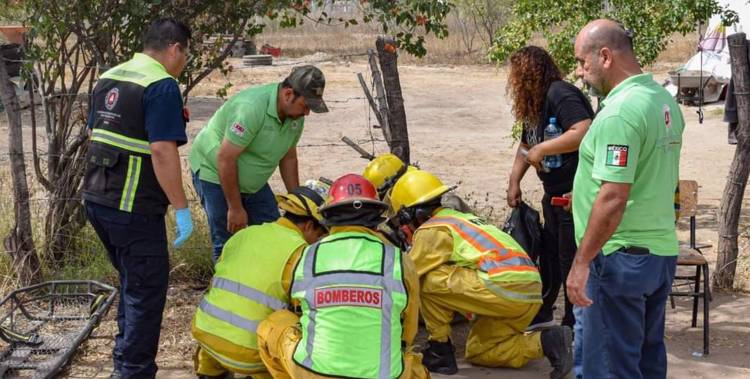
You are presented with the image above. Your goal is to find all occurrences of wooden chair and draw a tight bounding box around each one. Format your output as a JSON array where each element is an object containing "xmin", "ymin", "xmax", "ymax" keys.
[{"xmin": 670, "ymin": 180, "xmax": 712, "ymax": 355}]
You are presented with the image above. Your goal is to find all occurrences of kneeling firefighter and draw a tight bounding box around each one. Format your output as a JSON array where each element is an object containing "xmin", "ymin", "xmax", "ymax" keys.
[
  {"xmin": 390, "ymin": 169, "xmax": 572, "ymax": 378},
  {"xmin": 256, "ymin": 174, "xmax": 430, "ymax": 379},
  {"xmin": 191, "ymin": 185, "xmax": 327, "ymax": 379},
  {"xmin": 362, "ymin": 154, "xmax": 471, "ymax": 250}
]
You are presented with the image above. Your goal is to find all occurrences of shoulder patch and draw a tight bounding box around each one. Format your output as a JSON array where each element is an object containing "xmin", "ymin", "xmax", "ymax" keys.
[
  {"xmin": 606, "ymin": 145, "xmax": 629, "ymax": 167},
  {"xmin": 105, "ymin": 88, "xmax": 119, "ymax": 110},
  {"xmin": 230, "ymin": 122, "xmax": 246, "ymax": 137},
  {"xmin": 663, "ymin": 104, "xmax": 672, "ymax": 129}
]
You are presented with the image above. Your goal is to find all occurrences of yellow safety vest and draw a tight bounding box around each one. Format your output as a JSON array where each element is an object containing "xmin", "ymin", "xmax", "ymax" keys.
[
  {"xmin": 419, "ymin": 208, "xmax": 542, "ymax": 302},
  {"xmin": 192, "ymin": 220, "xmax": 306, "ymax": 372},
  {"xmin": 290, "ymin": 231, "xmax": 408, "ymax": 378}
]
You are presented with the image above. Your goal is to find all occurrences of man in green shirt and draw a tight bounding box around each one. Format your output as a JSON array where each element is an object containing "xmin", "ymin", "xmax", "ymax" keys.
[
  {"xmin": 189, "ymin": 65, "xmax": 328, "ymax": 261},
  {"xmin": 567, "ymin": 19, "xmax": 684, "ymax": 378}
]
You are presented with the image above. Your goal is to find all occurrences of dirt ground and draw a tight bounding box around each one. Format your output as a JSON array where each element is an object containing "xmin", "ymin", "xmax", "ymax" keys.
[{"xmin": 5, "ymin": 57, "xmax": 750, "ymax": 377}]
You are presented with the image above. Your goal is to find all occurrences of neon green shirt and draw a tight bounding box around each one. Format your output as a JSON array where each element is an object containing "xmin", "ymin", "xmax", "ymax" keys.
[
  {"xmin": 189, "ymin": 83, "xmax": 304, "ymax": 194},
  {"xmin": 572, "ymin": 74, "xmax": 684, "ymax": 256}
]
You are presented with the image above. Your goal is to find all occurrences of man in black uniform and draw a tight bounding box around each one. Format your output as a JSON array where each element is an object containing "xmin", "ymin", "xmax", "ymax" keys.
[{"xmin": 83, "ymin": 18, "xmax": 193, "ymax": 378}]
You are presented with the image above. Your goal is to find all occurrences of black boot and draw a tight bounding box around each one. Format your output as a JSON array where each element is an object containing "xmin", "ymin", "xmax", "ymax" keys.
[
  {"xmin": 198, "ymin": 373, "xmax": 232, "ymax": 379},
  {"xmin": 526, "ymin": 308, "xmax": 556, "ymax": 331},
  {"xmin": 421, "ymin": 339, "xmax": 458, "ymax": 375},
  {"xmin": 541, "ymin": 326, "xmax": 573, "ymax": 379}
]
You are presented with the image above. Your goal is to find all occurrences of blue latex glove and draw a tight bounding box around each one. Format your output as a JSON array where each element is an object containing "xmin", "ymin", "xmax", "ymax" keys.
[{"xmin": 173, "ymin": 207, "xmax": 193, "ymax": 248}]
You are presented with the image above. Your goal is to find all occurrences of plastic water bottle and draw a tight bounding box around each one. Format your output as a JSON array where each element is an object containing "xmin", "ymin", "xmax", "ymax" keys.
[{"xmin": 543, "ymin": 117, "xmax": 563, "ymax": 169}]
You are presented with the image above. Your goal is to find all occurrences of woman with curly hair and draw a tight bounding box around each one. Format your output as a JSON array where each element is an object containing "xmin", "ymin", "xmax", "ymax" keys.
[{"xmin": 506, "ymin": 46, "xmax": 594, "ymax": 331}]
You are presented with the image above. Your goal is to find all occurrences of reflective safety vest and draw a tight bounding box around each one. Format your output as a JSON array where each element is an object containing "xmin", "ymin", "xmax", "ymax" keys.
[
  {"xmin": 419, "ymin": 208, "xmax": 542, "ymax": 302},
  {"xmin": 83, "ymin": 53, "xmax": 183, "ymax": 214},
  {"xmin": 290, "ymin": 232, "xmax": 408, "ymax": 379},
  {"xmin": 192, "ymin": 221, "xmax": 306, "ymax": 372}
]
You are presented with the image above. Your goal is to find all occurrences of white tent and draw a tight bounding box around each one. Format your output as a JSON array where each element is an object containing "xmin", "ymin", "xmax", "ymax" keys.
[{"xmin": 681, "ymin": 0, "xmax": 750, "ymax": 82}]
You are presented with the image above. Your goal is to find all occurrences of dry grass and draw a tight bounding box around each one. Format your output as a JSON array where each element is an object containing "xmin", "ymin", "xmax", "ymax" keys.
[
  {"xmin": 257, "ymin": 17, "xmax": 494, "ymax": 66},
  {"xmin": 257, "ymin": 21, "xmax": 701, "ymax": 68},
  {"xmin": 0, "ymin": 161, "xmax": 215, "ymax": 293},
  {"xmin": 656, "ymin": 31, "xmax": 702, "ymax": 64},
  {"xmin": 736, "ymin": 232, "xmax": 750, "ymax": 292}
]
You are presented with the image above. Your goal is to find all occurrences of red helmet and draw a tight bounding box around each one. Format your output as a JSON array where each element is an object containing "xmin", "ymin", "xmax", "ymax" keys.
[{"xmin": 319, "ymin": 174, "xmax": 387, "ymax": 212}]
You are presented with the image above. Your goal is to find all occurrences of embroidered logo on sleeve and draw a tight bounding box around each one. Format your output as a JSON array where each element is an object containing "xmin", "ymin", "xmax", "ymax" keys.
[
  {"xmin": 606, "ymin": 145, "xmax": 629, "ymax": 167},
  {"xmin": 663, "ymin": 104, "xmax": 672, "ymax": 129},
  {"xmin": 230, "ymin": 122, "xmax": 246, "ymax": 137}
]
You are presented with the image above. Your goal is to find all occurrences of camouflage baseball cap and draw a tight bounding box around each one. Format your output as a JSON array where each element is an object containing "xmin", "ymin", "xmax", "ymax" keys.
[{"xmin": 286, "ymin": 65, "xmax": 328, "ymax": 113}]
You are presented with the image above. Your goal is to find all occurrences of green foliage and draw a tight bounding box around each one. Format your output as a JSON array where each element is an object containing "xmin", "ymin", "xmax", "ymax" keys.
[
  {"xmin": 0, "ymin": 0, "xmax": 452, "ymax": 280},
  {"xmin": 489, "ymin": 0, "xmax": 738, "ymax": 74},
  {"xmin": 6, "ymin": 0, "xmax": 451, "ymax": 97}
]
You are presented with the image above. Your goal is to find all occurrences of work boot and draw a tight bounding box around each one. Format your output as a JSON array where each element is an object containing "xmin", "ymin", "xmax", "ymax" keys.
[
  {"xmin": 198, "ymin": 373, "xmax": 232, "ymax": 379},
  {"xmin": 541, "ymin": 326, "xmax": 573, "ymax": 379},
  {"xmin": 421, "ymin": 339, "xmax": 458, "ymax": 375},
  {"xmin": 526, "ymin": 309, "xmax": 556, "ymax": 331}
]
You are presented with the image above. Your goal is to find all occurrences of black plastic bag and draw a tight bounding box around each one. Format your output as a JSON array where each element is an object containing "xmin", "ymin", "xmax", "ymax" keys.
[{"xmin": 502, "ymin": 201, "xmax": 543, "ymax": 263}]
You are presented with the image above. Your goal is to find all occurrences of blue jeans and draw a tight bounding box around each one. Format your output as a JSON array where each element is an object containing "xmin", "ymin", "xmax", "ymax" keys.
[
  {"xmin": 85, "ymin": 201, "xmax": 169, "ymax": 378},
  {"xmin": 573, "ymin": 305, "xmax": 584, "ymax": 378},
  {"xmin": 192, "ymin": 172, "xmax": 280, "ymax": 262},
  {"xmin": 582, "ymin": 250, "xmax": 677, "ymax": 379}
]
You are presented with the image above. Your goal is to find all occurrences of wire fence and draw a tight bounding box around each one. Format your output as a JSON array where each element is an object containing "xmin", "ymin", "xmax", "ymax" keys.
[{"xmin": 0, "ymin": 60, "xmax": 392, "ymax": 283}]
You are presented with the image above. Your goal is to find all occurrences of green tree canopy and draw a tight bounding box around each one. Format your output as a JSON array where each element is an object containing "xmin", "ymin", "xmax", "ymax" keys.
[
  {"xmin": 489, "ymin": 0, "xmax": 739, "ymax": 74},
  {"xmin": 0, "ymin": 0, "xmax": 452, "ymax": 275}
]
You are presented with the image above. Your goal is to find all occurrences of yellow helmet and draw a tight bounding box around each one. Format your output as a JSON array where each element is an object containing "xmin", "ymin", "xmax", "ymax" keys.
[
  {"xmin": 363, "ymin": 153, "xmax": 406, "ymax": 190},
  {"xmin": 390, "ymin": 170, "xmax": 452, "ymax": 213},
  {"xmin": 275, "ymin": 185, "xmax": 326, "ymax": 223}
]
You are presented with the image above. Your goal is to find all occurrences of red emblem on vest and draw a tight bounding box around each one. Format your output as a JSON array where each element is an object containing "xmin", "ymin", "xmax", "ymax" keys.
[{"xmin": 105, "ymin": 88, "xmax": 119, "ymax": 111}]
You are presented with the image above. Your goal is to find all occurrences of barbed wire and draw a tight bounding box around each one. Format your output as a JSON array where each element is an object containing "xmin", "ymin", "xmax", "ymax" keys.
[
  {"xmin": 1, "ymin": 51, "xmax": 371, "ymax": 73},
  {"xmin": 0, "ymin": 137, "xmax": 387, "ymax": 163}
]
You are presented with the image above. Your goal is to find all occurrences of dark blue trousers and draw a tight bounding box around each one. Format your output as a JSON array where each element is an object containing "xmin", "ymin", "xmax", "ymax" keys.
[
  {"xmin": 85, "ymin": 201, "xmax": 169, "ymax": 379},
  {"xmin": 582, "ymin": 250, "xmax": 677, "ymax": 379},
  {"xmin": 191, "ymin": 172, "xmax": 280, "ymax": 262}
]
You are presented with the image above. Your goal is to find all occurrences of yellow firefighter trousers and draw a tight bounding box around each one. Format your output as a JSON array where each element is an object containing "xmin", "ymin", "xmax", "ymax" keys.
[
  {"xmin": 256, "ymin": 309, "xmax": 430, "ymax": 379},
  {"xmin": 421, "ymin": 264, "xmax": 544, "ymax": 368},
  {"xmin": 193, "ymin": 344, "xmax": 272, "ymax": 378}
]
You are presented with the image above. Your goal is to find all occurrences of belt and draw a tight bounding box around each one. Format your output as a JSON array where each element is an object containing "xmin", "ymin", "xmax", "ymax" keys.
[{"xmin": 622, "ymin": 246, "xmax": 650, "ymax": 255}]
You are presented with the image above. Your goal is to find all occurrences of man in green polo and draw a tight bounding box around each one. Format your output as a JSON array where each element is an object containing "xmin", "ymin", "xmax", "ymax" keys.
[
  {"xmin": 189, "ymin": 65, "xmax": 328, "ymax": 262},
  {"xmin": 566, "ymin": 19, "xmax": 684, "ymax": 378}
]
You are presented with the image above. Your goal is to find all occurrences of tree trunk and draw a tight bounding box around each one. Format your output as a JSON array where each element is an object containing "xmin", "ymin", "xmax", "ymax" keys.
[
  {"xmin": 714, "ymin": 33, "xmax": 750, "ymax": 289},
  {"xmin": 376, "ymin": 36, "xmax": 410, "ymax": 164},
  {"xmin": 0, "ymin": 55, "xmax": 42, "ymax": 285}
]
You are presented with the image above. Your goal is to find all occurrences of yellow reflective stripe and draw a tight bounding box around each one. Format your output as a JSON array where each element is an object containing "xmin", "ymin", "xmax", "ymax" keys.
[
  {"xmin": 199, "ymin": 342, "xmax": 266, "ymax": 371},
  {"xmin": 91, "ymin": 129, "xmax": 151, "ymax": 155},
  {"xmin": 482, "ymin": 279, "xmax": 542, "ymax": 302},
  {"xmin": 119, "ymin": 156, "xmax": 142, "ymax": 212}
]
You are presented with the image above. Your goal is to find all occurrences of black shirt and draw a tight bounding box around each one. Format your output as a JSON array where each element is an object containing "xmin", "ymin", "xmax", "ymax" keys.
[{"xmin": 521, "ymin": 80, "xmax": 594, "ymax": 195}]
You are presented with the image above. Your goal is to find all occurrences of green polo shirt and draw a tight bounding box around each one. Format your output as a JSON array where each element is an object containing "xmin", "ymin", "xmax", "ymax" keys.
[
  {"xmin": 572, "ymin": 74, "xmax": 684, "ymax": 256},
  {"xmin": 189, "ymin": 83, "xmax": 305, "ymax": 194}
]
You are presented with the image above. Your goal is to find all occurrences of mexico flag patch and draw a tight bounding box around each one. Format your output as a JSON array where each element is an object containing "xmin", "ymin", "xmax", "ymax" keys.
[{"xmin": 606, "ymin": 145, "xmax": 629, "ymax": 167}]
